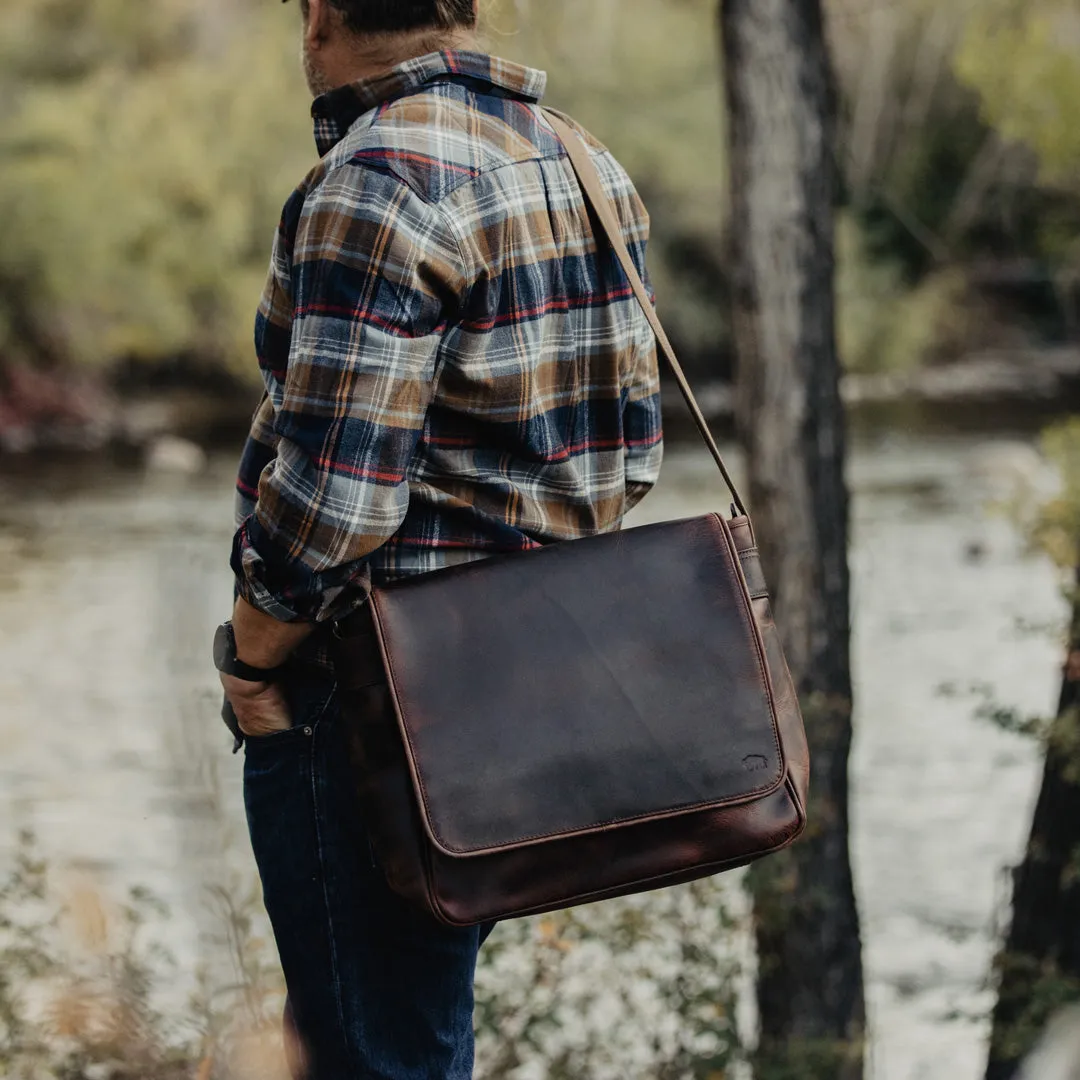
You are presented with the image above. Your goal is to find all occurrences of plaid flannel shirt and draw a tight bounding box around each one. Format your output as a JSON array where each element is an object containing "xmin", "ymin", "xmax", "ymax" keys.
[{"xmin": 232, "ymin": 50, "xmax": 662, "ymax": 626}]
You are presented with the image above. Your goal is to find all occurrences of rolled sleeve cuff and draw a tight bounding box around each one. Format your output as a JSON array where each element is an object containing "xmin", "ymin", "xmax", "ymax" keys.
[{"xmin": 230, "ymin": 517, "xmax": 372, "ymax": 625}]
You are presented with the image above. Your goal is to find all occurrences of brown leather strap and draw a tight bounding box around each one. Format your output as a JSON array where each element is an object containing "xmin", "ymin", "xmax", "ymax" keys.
[{"xmin": 544, "ymin": 110, "xmax": 747, "ymax": 516}]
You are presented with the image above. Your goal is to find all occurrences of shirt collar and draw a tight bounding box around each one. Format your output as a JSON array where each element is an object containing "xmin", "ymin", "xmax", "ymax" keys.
[{"xmin": 311, "ymin": 50, "xmax": 548, "ymax": 157}]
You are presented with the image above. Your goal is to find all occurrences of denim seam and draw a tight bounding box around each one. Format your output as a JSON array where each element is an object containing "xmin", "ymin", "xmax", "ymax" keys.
[{"xmin": 307, "ymin": 689, "xmax": 354, "ymax": 1074}]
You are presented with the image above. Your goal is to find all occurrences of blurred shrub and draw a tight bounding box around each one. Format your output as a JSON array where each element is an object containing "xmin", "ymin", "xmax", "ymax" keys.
[
  {"xmin": 475, "ymin": 877, "xmax": 742, "ymax": 1080},
  {"xmin": 956, "ymin": 0, "xmax": 1080, "ymax": 335},
  {"xmin": 955, "ymin": 0, "xmax": 1080, "ymax": 184},
  {"xmin": 829, "ymin": 0, "xmax": 1080, "ymax": 367},
  {"xmin": 0, "ymin": 830, "xmax": 290, "ymax": 1080},
  {"xmin": 835, "ymin": 213, "xmax": 972, "ymax": 373},
  {"xmin": 1, "ymin": 826, "xmax": 742, "ymax": 1079},
  {"xmin": 1030, "ymin": 418, "xmax": 1080, "ymax": 571},
  {"xmin": 830, "ymin": 0, "xmax": 990, "ymax": 275},
  {"xmin": 0, "ymin": 0, "xmax": 312, "ymax": 378}
]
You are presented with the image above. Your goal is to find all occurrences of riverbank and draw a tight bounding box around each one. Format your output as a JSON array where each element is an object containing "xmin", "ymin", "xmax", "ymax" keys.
[
  {"xmin": 5, "ymin": 348, "xmax": 1079, "ymax": 464},
  {"xmin": 0, "ymin": 363, "xmax": 258, "ymax": 461},
  {"xmin": 666, "ymin": 347, "xmax": 1080, "ymax": 440}
]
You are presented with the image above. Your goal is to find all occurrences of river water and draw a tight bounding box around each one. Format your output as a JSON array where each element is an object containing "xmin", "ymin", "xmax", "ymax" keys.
[{"xmin": 0, "ymin": 425, "xmax": 1065, "ymax": 1079}]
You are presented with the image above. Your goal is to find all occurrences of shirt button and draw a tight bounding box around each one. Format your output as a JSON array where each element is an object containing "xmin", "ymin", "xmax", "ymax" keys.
[{"xmin": 303, "ymin": 727, "xmax": 313, "ymax": 737}]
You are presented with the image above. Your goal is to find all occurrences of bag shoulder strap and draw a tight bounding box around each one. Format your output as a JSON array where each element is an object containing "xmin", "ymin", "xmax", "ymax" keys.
[{"xmin": 543, "ymin": 109, "xmax": 747, "ymax": 516}]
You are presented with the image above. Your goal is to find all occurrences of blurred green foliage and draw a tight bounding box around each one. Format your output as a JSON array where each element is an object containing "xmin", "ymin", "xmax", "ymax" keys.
[
  {"xmin": 835, "ymin": 215, "xmax": 972, "ymax": 374},
  {"xmin": 1030, "ymin": 418, "xmax": 1080, "ymax": 569},
  {"xmin": 956, "ymin": 0, "xmax": 1080, "ymax": 182},
  {"xmin": 0, "ymin": 0, "xmax": 312, "ymax": 376},
  {"xmin": 2, "ymin": 0, "xmax": 1080, "ymax": 385},
  {"xmin": 955, "ymin": 0, "xmax": 1080, "ymax": 289},
  {"xmin": 831, "ymin": 0, "xmax": 1080, "ymax": 366}
]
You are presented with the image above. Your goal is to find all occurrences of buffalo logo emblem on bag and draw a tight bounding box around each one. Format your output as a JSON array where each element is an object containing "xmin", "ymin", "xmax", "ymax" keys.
[{"xmin": 743, "ymin": 755, "xmax": 770, "ymax": 773}]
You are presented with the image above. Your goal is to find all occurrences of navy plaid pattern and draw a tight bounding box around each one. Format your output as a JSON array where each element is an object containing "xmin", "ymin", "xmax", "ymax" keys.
[{"xmin": 233, "ymin": 50, "xmax": 662, "ymax": 624}]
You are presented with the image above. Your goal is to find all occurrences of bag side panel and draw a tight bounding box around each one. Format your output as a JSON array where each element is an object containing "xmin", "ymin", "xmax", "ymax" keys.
[
  {"xmin": 729, "ymin": 516, "xmax": 810, "ymax": 812},
  {"xmin": 334, "ymin": 639, "xmax": 434, "ymax": 910}
]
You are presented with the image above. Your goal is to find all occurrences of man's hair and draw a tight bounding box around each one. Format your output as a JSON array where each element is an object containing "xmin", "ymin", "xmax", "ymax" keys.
[{"xmin": 303, "ymin": 0, "xmax": 477, "ymax": 35}]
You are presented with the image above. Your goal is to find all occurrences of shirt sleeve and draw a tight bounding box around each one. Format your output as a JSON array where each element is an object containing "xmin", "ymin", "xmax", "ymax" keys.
[
  {"xmin": 231, "ymin": 164, "xmax": 469, "ymax": 623},
  {"xmin": 623, "ymin": 329, "xmax": 663, "ymax": 511}
]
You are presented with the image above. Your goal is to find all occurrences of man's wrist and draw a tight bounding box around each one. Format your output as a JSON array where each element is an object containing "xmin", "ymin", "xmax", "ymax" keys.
[
  {"xmin": 214, "ymin": 622, "xmax": 288, "ymax": 683},
  {"xmin": 234, "ymin": 638, "xmax": 288, "ymax": 671},
  {"xmin": 231, "ymin": 595, "xmax": 315, "ymax": 670}
]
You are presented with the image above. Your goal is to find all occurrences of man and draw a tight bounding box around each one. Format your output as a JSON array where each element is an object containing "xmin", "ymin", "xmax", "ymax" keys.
[{"xmin": 214, "ymin": 1, "xmax": 662, "ymax": 1076}]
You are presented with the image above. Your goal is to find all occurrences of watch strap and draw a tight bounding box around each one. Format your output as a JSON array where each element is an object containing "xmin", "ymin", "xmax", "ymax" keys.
[{"xmin": 214, "ymin": 622, "xmax": 286, "ymax": 683}]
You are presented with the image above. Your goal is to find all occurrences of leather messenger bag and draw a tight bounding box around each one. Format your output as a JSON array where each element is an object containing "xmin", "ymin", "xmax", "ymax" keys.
[{"xmin": 332, "ymin": 112, "xmax": 810, "ymax": 928}]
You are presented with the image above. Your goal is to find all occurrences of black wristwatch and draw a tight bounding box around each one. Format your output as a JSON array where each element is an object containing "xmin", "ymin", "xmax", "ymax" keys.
[{"xmin": 213, "ymin": 622, "xmax": 286, "ymax": 683}]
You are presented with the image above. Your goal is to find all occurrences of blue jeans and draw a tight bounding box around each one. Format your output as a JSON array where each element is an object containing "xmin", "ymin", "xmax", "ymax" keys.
[{"xmin": 241, "ymin": 668, "xmax": 494, "ymax": 1079}]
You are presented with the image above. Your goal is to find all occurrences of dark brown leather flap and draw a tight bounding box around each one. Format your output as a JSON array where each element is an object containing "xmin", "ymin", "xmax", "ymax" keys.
[{"xmin": 368, "ymin": 513, "xmax": 786, "ymax": 859}]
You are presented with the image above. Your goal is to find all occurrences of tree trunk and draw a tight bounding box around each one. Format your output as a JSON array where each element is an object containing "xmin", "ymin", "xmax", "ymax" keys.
[
  {"xmin": 986, "ymin": 581, "xmax": 1080, "ymax": 1080},
  {"xmin": 719, "ymin": 2, "xmax": 865, "ymax": 1077}
]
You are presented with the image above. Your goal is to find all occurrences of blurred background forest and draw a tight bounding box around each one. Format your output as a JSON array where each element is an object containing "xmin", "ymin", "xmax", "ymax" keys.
[{"xmin": 2, "ymin": 0, "xmax": 1080, "ymax": 444}]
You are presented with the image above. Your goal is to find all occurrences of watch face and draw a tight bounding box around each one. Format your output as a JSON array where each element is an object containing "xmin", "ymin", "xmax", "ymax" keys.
[{"xmin": 213, "ymin": 623, "xmax": 234, "ymax": 673}]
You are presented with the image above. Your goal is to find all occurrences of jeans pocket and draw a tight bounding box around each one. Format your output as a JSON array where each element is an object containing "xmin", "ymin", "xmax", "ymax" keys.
[{"xmin": 243, "ymin": 670, "xmax": 337, "ymax": 755}]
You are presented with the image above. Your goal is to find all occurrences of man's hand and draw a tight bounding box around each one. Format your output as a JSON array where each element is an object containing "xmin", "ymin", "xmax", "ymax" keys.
[
  {"xmin": 221, "ymin": 674, "xmax": 293, "ymax": 738},
  {"xmin": 219, "ymin": 597, "xmax": 315, "ymax": 738}
]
